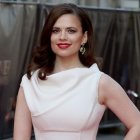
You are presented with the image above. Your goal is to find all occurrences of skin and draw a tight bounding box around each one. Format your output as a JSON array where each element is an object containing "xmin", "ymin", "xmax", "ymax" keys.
[
  {"xmin": 14, "ymin": 87, "xmax": 32, "ymax": 140},
  {"xmin": 99, "ymin": 74, "xmax": 140, "ymax": 140},
  {"xmin": 50, "ymin": 14, "xmax": 87, "ymax": 73},
  {"xmin": 14, "ymin": 14, "xmax": 140, "ymax": 140}
]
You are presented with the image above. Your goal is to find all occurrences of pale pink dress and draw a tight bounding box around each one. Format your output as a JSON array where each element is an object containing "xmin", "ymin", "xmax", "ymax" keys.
[{"xmin": 21, "ymin": 63, "xmax": 106, "ymax": 140}]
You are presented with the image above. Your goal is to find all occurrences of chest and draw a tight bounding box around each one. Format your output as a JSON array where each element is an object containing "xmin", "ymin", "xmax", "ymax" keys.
[{"xmin": 32, "ymin": 90, "xmax": 98, "ymax": 132}]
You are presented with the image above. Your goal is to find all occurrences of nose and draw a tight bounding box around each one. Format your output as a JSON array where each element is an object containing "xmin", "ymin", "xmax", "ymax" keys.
[{"xmin": 60, "ymin": 30, "xmax": 67, "ymax": 40}]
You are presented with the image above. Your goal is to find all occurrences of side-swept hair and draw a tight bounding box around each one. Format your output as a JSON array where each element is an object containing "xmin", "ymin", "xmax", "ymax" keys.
[{"xmin": 27, "ymin": 3, "xmax": 97, "ymax": 80}]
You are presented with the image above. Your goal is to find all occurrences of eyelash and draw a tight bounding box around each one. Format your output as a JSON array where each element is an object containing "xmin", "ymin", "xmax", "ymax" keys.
[
  {"xmin": 52, "ymin": 29, "xmax": 60, "ymax": 33},
  {"xmin": 68, "ymin": 29, "xmax": 76, "ymax": 33},
  {"xmin": 52, "ymin": 29, "xmax": 77, "ymax": 34}
]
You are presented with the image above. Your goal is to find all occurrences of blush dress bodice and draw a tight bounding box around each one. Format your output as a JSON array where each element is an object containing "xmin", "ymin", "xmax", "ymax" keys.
[{"xmin": 21, "ymin": 63, "xmax": 106, "ymax": 140}]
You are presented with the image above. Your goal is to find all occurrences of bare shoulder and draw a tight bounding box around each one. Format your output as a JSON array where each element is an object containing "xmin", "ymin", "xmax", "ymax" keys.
[
  {"xmin": 15, "ymin": 86, "xmax": 30, "ymax": 114},
  {"xmin": 98, "ymin": 73, "xmax": 140, "ymax": 130},
  {"xmin": 98, "ymin": 73, "xmax": 126, "ymax": 105},
  {"xmin": 17, "ymin": 87, "xmax": 26, "ymax": 103}
]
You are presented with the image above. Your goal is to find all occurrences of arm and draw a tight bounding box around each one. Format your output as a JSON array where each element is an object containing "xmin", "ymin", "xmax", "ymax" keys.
[
  {"xmin": 14, "ymin": 87, "xmax": 32, "ymax": 140},
  {"xmin": 99, "ymin": 73, "xmax": 140, "ymax": 140}
]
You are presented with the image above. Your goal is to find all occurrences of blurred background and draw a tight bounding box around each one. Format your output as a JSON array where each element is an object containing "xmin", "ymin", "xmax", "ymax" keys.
[{"xmin": 0, "ymin": 0, "xmax": 140, "ymax": 139}]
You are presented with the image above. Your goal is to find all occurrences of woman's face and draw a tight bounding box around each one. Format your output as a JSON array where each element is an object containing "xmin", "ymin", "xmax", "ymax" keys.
[{"xmin": 50, "ymin": 14, "xmax": 87, "ymax": 58}]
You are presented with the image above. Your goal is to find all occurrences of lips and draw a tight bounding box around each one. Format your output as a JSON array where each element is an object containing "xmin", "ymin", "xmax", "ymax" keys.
[{"xmin": 57, "ymin": 43, "xmax": 71, "ymax": 49}]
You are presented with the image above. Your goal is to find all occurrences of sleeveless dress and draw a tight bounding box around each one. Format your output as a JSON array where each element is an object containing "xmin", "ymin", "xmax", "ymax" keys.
[{"xmin": 21, "ymin": 63, "xmax": 106, "ymax": 140}]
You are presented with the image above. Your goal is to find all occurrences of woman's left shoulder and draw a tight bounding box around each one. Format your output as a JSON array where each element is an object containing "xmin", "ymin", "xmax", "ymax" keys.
[
  {"xmin": 99, "ymin": 73, "xmax": 121, "ymax": 88},
  {"xmin": 98, "ymin": 73, "xmax": 125, "ymax": 104}
]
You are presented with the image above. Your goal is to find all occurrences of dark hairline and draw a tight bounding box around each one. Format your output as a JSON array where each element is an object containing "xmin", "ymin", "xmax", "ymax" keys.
[{"xmin": 27, "ymin": 3, "xmax": 97, "ymax": 79}]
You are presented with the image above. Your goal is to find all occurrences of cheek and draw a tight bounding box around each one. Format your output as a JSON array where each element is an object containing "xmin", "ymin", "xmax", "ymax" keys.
[
  {"xmin": 51, "ymin": 36, "xmax": 63, "ymax": 54},
  {"xmin": 50, "ymin": 40, "xmax": 56, "ymax": 54},
  {"xmin": 72, "ymin": 36, "xmax": 83, "ymax": 46},
  {"xmin": 50, "ymin": 35, "xmax": 55, "ymax": 44},
  {"xmin": 50, "ymin": 35, "xmax": 57, "ymax": 47}
]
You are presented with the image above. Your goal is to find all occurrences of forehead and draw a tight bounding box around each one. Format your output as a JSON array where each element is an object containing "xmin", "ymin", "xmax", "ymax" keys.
[{"xmin": 53, "ymin": 14, "xmax": 82, "ymax": 28}]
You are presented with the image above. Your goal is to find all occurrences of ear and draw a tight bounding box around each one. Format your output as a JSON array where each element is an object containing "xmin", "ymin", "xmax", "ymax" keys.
[{"xmin": 82, "ymin": 31, "xmax": 88, "ymax": 45}]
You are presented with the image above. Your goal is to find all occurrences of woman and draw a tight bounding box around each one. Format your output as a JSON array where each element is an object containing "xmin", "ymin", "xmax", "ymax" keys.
[{"xmin": 14, "ymin": 3, "xmax": 140, "ymax": 140}]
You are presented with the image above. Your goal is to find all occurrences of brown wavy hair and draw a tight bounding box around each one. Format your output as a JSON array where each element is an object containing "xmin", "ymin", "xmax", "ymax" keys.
[{"xmin": 27, "ymin": 3, "xmax": 97, "ymax": 80}]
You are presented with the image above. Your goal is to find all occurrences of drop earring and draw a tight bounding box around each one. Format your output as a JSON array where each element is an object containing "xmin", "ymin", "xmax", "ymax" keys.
[{"xmin": 80, "ymin": 44, "xmax": 86, "ymax": 55}]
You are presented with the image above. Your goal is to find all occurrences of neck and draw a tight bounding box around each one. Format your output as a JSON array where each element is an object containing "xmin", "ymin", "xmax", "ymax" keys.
[{"xmin": 53, "ymin": 56, "xmax": 85, "ymax": 73}]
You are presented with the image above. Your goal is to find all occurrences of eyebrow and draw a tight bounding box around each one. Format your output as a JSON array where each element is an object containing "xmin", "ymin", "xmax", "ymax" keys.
[{"xmin": 52, "ymin": 26, "xmax": 77, "ymax": 29}]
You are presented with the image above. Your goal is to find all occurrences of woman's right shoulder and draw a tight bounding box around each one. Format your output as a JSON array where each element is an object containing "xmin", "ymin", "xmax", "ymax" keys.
[
  {"xmin": 22, "ymin": 69, "xmax": 39, "ymax": 80},
  {"xmin": 20, "ymin": 69, "xmax": 39, "ymax": 88}
]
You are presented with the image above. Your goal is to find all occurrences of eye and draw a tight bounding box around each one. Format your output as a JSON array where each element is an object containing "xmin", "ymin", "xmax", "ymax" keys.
[
  {"xmin": 52, "ymin": 28, "xmax": 60, "ymax": 34},
  {"xmin": 67, "ymin": 29, "xmax": 76, "ymax": 34}
]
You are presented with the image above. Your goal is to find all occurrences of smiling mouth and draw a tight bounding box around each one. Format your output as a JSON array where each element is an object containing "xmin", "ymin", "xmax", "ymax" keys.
[{"xmin": 57, "ymin": 43, "xmax": 71, "ymax": 49}]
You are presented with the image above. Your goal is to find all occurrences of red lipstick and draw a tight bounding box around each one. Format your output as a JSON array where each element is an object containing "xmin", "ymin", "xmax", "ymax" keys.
[{"xmin": 57, "ymin": 43, "xmax": 71, "ymax": 49}]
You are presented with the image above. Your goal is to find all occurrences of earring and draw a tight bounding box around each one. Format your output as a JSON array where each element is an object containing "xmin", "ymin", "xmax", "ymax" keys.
[
  {"xmin": 41, "ymin": 72, "xmax": 45, "ymax": 77},
  {"xmin": 80, "ymin": 44, "xmax": 86, "ymax": 55}
]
